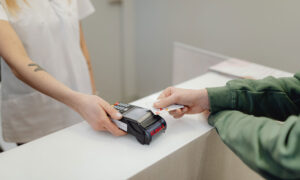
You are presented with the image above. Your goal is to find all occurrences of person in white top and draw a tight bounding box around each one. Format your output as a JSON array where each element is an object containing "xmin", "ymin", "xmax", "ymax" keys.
[{"xmin": 0, "ymin": 0, "xmax": 126, "ymax": 143}]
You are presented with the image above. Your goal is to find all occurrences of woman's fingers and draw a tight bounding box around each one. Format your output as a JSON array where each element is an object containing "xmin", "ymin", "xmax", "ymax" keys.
[
  {"xmin": 92, "ymin": 123, "xmax": 106, "ymax": 131},
  {"xmin": 105, "ymin": 119, "xmax": 127, "ymax": 136},
  {"xmin": 97, "ymin": 100, "xmax": 127, "ymax": 136},
  {"xmin": 101, "ymin": 101, "xmax": 122, "ymax": 120}
]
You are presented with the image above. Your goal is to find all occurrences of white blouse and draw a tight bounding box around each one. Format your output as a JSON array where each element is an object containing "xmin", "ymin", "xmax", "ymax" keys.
[{"xmin": 0, "ymin": 0, "xmax": 95, "ymax": 142}]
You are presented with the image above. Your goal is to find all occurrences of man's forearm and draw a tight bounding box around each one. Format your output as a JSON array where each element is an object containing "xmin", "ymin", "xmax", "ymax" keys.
[
  {"xmin": 209, "ymin": 110, "xmax": 300, "ymax": 179},
  {"xmin": 207, "ymin": 74, "xmax": 300, "ymax": 120}
]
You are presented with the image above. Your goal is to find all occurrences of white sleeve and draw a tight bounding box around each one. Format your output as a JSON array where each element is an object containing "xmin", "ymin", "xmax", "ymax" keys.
[
  {"xmin": 0, "ymin": 3, "xmax": 8, "ymax": 21},
  {"xmin": 77, "ymin": 0, "xmax": 95, "ymax": 20}
]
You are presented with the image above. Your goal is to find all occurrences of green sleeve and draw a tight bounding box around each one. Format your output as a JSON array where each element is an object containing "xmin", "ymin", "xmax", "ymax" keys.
[
  {"xmin": 208, "ymin": 111, "xmax": 300, "ymax": 180},
  {"xmin": 207, "ymin": 72, "xmax": 300, "ymax": 120}
]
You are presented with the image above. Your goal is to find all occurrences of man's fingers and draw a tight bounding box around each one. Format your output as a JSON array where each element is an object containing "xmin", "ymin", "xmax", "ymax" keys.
[
  {"xmin": 157, "ymin": 87, "xmax": 173, "ymax": 99},
  {"xmin": 182, "ymin": 107, "xmax": 189, "ymax": 113},
  {"xmin": 169, "ymin": 110, "xmax": 177, "ymax": 116},
  {"xmin": 157, "ymin": 92, "xmax": 167, "ymax": 99},
  {"xmin": 173, "ymin": 114, "xmax": 184, "ymax": 119},
  {"xmin": 175, "ymin": 108, "xmax": 182, "ymax": 114},
  {"xmin": 154, "ymin": 95, "xmax": 177, "ymax": 108},
  {"xmin": 169, "ymin": 108, "xmax": 187, "ymax": 117}
]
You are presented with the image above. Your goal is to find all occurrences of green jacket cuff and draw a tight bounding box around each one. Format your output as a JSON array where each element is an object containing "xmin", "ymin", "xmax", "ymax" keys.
[
  {"xmin": 207, "ymin": 111, "xmax": 222, "ymax": 126},
  {"xmin": 206, "ymin": 86, "xmax": 234, "ymax": 114}
]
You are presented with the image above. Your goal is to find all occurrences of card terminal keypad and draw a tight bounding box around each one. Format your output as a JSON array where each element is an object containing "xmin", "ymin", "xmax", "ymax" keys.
[{"xmin": 113, "ymin": 102, "xmax": 131, "ymax": 114}]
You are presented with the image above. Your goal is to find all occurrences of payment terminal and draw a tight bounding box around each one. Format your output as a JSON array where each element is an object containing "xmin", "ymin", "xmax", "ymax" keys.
[{"xmin": 111, "ymin": 102, "xmax": 167, "ymax": 145}]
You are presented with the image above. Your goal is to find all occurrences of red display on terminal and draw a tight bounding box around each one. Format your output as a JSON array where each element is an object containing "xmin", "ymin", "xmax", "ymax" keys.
[{"xmin": 150, "ymin": 124, "xmax": 165, "ymax": 136}]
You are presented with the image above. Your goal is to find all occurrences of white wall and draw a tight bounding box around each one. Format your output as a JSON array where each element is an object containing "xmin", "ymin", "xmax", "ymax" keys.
[
  {"xmin": 81, "ymin": 0, "xmax": 123, "ymax": 103},
  {"xmin": 82, "ymin": 0, "xmax": 137, "ymax": 103},
  {"xmin": 134, "ymin": 0, "xmax": 300, "ymax": 97}
]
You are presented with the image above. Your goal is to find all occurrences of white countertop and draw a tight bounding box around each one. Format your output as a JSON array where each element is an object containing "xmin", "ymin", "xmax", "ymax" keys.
[{"xmin": 0, "ymin": 72, "xmax": 232, "ymax": 180}]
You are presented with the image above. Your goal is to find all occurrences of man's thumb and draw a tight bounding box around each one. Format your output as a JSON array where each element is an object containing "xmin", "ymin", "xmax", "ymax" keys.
[{"xmin": 154, "ymin": 95, "xmax": 176, "ymax": 108}]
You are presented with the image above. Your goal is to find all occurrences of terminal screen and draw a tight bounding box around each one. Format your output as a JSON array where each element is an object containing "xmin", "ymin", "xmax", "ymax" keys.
[{"xmin": 124, "ymin": 108, "xmax": 152, "ymax": 123}]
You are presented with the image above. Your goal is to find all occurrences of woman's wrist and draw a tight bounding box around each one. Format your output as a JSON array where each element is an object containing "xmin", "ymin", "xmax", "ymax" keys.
[{"xmin": 63, "ymin": 90, "xmax": 83, "ymax": 112}]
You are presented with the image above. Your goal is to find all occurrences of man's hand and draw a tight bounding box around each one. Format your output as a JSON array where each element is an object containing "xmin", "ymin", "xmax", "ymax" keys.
[
  {"xmin": 71, "ymin": 92, "xmax": 127, "ymax": 136},
  {"xmin": 154, "ymin": 87, "xmax": 210, "ymax": 119}
]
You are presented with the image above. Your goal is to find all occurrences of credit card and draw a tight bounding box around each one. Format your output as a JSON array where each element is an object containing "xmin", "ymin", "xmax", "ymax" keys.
[{"xmin": 150, "ymin": 104, "xmax": 184, "ymax": 115}]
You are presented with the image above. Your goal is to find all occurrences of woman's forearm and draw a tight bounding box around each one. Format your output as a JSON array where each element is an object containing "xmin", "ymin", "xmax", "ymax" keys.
[
  {"xmin": 14, "ymin": 57, "xmax": 78, "ymax": 108},
  {"xmin": 0, "ymin": 20, "xmax": 78, "ymax": 109}
]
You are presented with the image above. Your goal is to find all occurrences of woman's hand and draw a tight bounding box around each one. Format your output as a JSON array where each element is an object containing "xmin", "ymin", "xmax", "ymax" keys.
[
  {"xmin": 0, "ymin": 21, "xmax": 125, "ymax": 136},
  {"xmin": 70, "ymin": 92, "xmax": 127, "ymax": 136},
  {"xmin": 154, "ymin": 87, "xmax": 210, "ymax": 119}
]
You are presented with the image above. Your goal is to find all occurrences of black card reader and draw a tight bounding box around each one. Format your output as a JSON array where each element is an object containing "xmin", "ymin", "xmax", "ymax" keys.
[{"xmin": 111, "ymin": 102, "xmax": 167, "ymax": 145}]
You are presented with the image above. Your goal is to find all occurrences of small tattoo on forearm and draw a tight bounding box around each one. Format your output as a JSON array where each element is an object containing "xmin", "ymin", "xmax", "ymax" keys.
[{"xmin": 28, "ymin": 63, "xmax": 45, "ymax": 72}]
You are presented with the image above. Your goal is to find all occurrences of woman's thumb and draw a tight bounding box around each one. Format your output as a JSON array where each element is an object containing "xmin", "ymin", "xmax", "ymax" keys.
[{"xmin": 105, "ymin": 104, "xmax": 123, "ymax": 120}]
